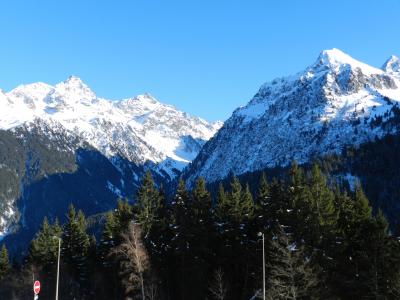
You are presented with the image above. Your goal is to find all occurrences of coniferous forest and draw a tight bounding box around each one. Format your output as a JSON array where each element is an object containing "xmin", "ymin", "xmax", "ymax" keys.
[{"xmin": 0, "ymin": 163, "xmax": 399, "ymax": 299}]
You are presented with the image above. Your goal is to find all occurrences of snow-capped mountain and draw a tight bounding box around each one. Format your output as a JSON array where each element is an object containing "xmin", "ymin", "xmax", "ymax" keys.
[
  {"xmin": 183, "ymin": 48, "xmax": 400, "ymax": 184},
  {"xmin": 0, "ymin": 76, "xmax": 222, "ymax": 177},
  {"xmin": 0, "ymin": 77, "xmax": 221, "ymax": 245}
]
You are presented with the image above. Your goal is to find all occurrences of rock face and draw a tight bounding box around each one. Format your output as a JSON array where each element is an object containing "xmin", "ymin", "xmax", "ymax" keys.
[
  {"xmin": 0, "ymin": 78, "xmax": 221, "ymax": 248},
  {"xmin": 183, "ymin": 49, "xmax": 400, "ymax": 185}
]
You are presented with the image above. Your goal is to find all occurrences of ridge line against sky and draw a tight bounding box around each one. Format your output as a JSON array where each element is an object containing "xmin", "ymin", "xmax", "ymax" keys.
[{"xmin": 0, "ymin": 0, "xmax": 399, "ymax": 121}]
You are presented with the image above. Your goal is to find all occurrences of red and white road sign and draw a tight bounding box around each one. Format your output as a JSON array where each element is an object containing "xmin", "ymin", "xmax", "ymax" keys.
[{"xmin": 34, "ymin": 280, "xmax": 41, "ymax": 295}]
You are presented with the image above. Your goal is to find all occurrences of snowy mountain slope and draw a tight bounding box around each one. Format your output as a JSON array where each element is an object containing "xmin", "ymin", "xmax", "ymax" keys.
[
  {"xmin": 0, "ymin": 77, "xmax": 221, "ymax": 243},
  {"xmin": 183, "ymin": 48, "xmax": 400, "ymax": 184},
  {"xmin": 0, "ymin": 76, "xmax": 222, "ymax": 177}
]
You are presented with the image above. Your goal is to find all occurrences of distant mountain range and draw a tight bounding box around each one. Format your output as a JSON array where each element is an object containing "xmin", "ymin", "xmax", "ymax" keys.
[
  {"xmin": 1, "ymin": 48, "xmax": 400, "ymax": 253},
  {"xmin": 0, "ymin": 76, "xmax": 222, "ymax": 177},
  {"xmin": 0, "ymin": 78, "xmax": 220, "ymax": 252}
]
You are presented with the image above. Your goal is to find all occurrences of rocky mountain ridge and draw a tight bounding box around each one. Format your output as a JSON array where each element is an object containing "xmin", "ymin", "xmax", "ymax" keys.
[{"xmin": 183, "ymin": 49, "xmax": 400, "ymax": 184}]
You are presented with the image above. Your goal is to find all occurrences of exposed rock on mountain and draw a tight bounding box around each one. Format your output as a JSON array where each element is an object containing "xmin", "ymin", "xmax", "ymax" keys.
[{"xmin": 184, "ymin": 49, "xmax": 400, "ymax": 185}]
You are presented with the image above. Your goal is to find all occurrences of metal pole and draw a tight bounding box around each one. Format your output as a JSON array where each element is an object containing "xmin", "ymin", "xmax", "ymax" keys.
[
  {"xmin": 33, "ymin": 270, "xmax": 37, "ymax": 300},
  {"xmin": 262, "ymin": 233, "xmax": 265, "ymax": 300},
  {"xmin": 55, "ymin": 237, "xmax": 61, "ymax": 300}
]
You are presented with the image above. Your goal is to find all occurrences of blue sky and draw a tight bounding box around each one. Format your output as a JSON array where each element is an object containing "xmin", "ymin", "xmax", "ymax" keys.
[{"xmin": 0, "ymin": 0, "xmax": 399, "ymax": 121}]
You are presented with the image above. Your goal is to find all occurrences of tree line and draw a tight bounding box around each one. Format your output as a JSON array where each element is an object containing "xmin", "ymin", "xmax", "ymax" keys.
[{"xmin": 0, "ymin": 162, "xmax": 400, "ymax": 299}]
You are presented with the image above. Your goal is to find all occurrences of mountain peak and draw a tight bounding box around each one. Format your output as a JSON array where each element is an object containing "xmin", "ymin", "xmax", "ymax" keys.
[
  {"xmin": 382, "ymin": 55, "xmax": 400, "ymax": 75},
  {"xmin": 62, "ymin": 75, "xmax": 87, "ymax": 87},
  {"xmin": 314, "ymin": 48, "xmax": 382, "ymax": 75},
  {"xmin": 55, "ymin": 75, "xmax": 96, "ymax": 101},
  {"xmin": 319, "ymin": 48, "xmax": 350, "ymax": 63},
  {"xmin": 137, "ymin": 93, "xmax": 159, "ymax": 104}
]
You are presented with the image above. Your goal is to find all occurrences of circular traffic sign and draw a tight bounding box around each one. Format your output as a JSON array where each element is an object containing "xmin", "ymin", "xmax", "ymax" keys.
[{"xmin": 34, "ymin": 280, "xmax": 41, "ymax": 295}]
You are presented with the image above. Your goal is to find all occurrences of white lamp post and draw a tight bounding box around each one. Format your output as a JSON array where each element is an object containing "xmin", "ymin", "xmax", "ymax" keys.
[
  {"xmin": 258, "ymin": 232, "xmax": 265, "ymax": 300},
  {"xmin": 53, "ymin": 236, "xmax": 61, "ymax": 300}
]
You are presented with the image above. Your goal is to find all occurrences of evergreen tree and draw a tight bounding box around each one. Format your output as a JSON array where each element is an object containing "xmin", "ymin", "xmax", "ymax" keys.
[
  {"xmin": 215, "ymin": 183, "xmax": 228, "ymax": 221},
  {"xmin": 170, "ymin": 179, "xmax": 191, "ymax": 300},
  {"xmin": 219, "ymin": 177, "xmax": 256, "ymax": 299},
  {"xmin": 256, "ymin": 172, "xmax": 270, "ymax": 208},
  {"xmin": 350, "ymin": 210, "xmax": 400, "ymax": 299},
  {"xmin": 331, "ymin": 185, "xmax": 376, "ymax": 299},
  {"xmin": 28, "ymin": 217, "xmax": 62, "ymax": 271},
  {"xmin": 192, "ymin": 177, "xmax": 212, "ymax": 220},
  {"xmin": 287, "ymin": 163, "xmax": 314, "ymax": 243},
  {"xmin": 62, "ymin": 204, "xmax": 90, "ymax": 291},
  {"xmin": 98, "ymin": 212, "xmax": 116, "ymax": 266},
  {"xmin": 0, "ymin": 245, "xmax": 10, "ymax": 281},
  {"xmin": 146, "ymin": 183, "xmax": 169, "ymax": 258},
  {"xmin": 114, "ymin": 199, "xmax": 133, "ymax": 240},
  {"xmin": 255, "ymin": 172, "xmax": 270, "ymax": 231},
  {"xmin": 191, "ymin": 178, "xmax": 213, "ymax": 245},
  {"xmin": 265, "ymin": 226, "xmax": 321, "ymax": 300},
  {"xmin": 227, "ymin": 177, "xmax": 254, "ymax": 223},
  {"xmin": 146, "ymin": 183, "xmax": 170, "ymax": 299},
  {"xmin": 97, "ymin": 211, "xmax": 121, "ymax": 299},
  {"xmin": 308, "ymin": 164, "xmax": 337, "ymax": 231},
  {"xmin": 189, "ymin": 178, "xmax": 214, "ymax": 299},
  {"xmin": 353, "ymin": 184, "xmax": 372, "ymax": 222},
  {"xmin": 135, "ymin": 171, "xmax": 161, "ymax": 237},
  {"xmin": 268, "ymin": 178, "xmax": 290, "ymax": 227}
]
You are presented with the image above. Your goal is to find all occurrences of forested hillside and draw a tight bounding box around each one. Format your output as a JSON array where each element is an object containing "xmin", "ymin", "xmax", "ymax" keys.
[{"xmin": 1, "ymin": 164, "xmax": 399, "ymax": 299}]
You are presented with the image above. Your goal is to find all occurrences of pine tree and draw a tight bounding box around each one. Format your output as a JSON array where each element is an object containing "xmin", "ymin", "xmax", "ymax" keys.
[
  {"xmin": 62, "ymin": 204, "xmax": 90, "ymax": 290},
  {"xmin": 170, "ymin": 179, "xmax": 191, "ymax": 300},
  {"xmin": 227, "ymin": 177, "xmax": 254, "ymax": 223},
  {"xmin": 145, "ymin": 184, "xmax": 170, "ymax": 299},
  {"xmin": 190, "ymin": 178, "xmax": 214, "ymax": 299},
  {"xmin": 265, "ymin": 226, "xmax": 321, "ymax": 300},
  {"xmin": 98, "ymin": 212, "xmax": 116, "ymax": 266},
  {"xmin": 192, "ymin": 177, "xmax": 212, "ymax": 220},
  {"xmin": 215, "ymin": 183, "xmax": 228, "ymax": 222},
  {"xmin": 268, "ymin": 178, "xmax": 290, "ymax": 228},
  {"xmin": 0, "ymin": 245, "xmax": 10, "ymax": 281},
  {"xmin": 308, "ymin": 164, "xmax": 337, "ymax": 231},
  {"xmin": 135, "ymin": 171, "xmax": 161, "ymax": 237},
  {"xmin": 220, "ymin": 177, "xmax": 256, "ymax": 299},
  {"xmin": 97, "ymin": 211, "xmax": 120, "ymax": 299},
  {"xmin": 256, "ymin": 172, "xmax": 270, "ymax": 208},
  {"xmin": 331, "ymin": 185, "xmax": 376, "ymax": 299},
  {"xmin": 146, "ymin": 183, "xmax": 169, "ymax": 258},
  {"xmin": 171, "ymin": 179, "xmax": 190, "ymax": 233},
  {"xmin": 255, "ymin": 172, "xmax": 270, "ymax": 231},
  {"xmin": 353, "ymin": 184, "xmax": 372, "ymax": 222},
  {"xmin": 28, "ymin": 217, "xmax": 62, "ymax": 272},
  {"xmin": 287, "ymin": 163, "xmax": 314, "ymax": 243},
  {"xmin": 228, "ymin": 177, "xmax": 242, "ymax": 223},
  {"xmin": 241, "ymin": 183, "xmax": 255, "ymax": 220},
  {"xmin": 114, "ymin": 199, "xmax": 133, "ymax": 241},
  {"xmin": 352, "ymin": 210, "xmax": 400, "ymax": 299},
  {"xmin": 191, "ymin": 178, "xmax": 213, "ymax": 243}
]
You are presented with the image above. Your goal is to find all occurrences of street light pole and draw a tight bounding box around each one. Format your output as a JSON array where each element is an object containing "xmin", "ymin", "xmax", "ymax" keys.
[
  {"xmin": 262, "ymin": 233, "xmax": 265, "ymax": 300},
  {"xmin": 55, "ymin": 237, "xmax": 61, "ymax": 300},
  {"xmin": 258, "ymin": 232, "xmax": 266, "ymax": 300}
]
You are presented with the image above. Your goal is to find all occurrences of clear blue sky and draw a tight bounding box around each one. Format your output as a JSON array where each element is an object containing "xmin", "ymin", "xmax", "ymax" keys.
[{"xmin": 0, "ymin": 0, "xmax": 399, "ymax": 121}]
